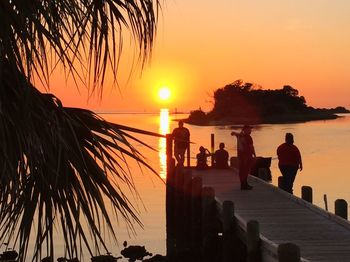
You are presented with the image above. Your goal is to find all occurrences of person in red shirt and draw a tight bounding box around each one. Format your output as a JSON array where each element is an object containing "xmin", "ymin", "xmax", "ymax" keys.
[{"xmin": 277, "ymin": 133, "xmax": 303, "ymax": 194}]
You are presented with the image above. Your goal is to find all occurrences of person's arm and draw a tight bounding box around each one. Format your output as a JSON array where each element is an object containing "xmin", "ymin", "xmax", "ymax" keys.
[
  {"xmin": 250, "ymin": 136, "xmax": 256, "ymax": 157},
  {"xmin": 231, "ymin": 131, "xmax": 239, "ymax": 136},
  {"xmin": 205, "ymin": 148, "xmax": 211, "ymax": 156}
]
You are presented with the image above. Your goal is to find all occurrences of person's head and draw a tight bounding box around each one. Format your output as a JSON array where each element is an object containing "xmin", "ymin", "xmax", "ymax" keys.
[
  {"xmin": 242, "ymin": 125, "xmax": 252, "ymax": 134},
  {"xmin": 178, "ymin": 120, "xmax": 184, "ymax": 127},
  {"xmin": 219, "ymin": 142, "xmax": 225, "ymax": 149},
  {"xmin": 199, "ymin": 146, "xmax": 205, "ymax": 152},
  {"xmin": 285, "ymin": 133, "xmax": 294, "ymax": 145}
]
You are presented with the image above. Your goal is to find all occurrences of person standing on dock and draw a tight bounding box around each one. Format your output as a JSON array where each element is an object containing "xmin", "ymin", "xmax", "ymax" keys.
[
  {"xmin": 277, "ymin": 133, "xmax": 303, "ymax": 194},
  {"xmin": 172, "ymin": 120, "xmax": 190, "ymax": 166},
  {"xmin": 231, "ymin": 125, "xmax": 256, "ymax": 190}
]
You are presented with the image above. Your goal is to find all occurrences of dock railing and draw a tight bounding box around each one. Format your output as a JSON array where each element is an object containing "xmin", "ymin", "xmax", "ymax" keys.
[
  {"xmin": 165, "ymin": 133, "xmax": 350, "ymax": 262},
  {"xmin": 166, "ymin": 163, "xmax": 310, "ymax": 262}
]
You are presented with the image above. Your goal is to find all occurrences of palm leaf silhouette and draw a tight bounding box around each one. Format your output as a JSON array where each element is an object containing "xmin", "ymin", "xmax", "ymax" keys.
[{"xmin": 0, "ymin": 0, "xmax": 161, "ymax": 260}]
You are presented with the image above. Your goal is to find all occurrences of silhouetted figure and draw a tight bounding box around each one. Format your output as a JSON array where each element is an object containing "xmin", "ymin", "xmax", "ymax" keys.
[
  {"xmin": 172, "ymin": 120, "xmax": 190, "ymax": 166},
  {"xmin": 231, "ymin": 125, "xmax": 256, "ymax": 190},
  {"xmin": 196, "ymin": 146, "xmax": 211, "ymax": 169},
  {"xmin": 277, "ymin": 133, "xmax": 302, "ymax": 194},
  {"xmin": 214, "ymin": 142, "xmax": 229, "ymax": 169}
]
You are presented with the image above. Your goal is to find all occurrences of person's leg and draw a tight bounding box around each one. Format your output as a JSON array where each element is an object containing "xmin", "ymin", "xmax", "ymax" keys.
[
  {"xmin": 288, "ymin": 167, "xmax": 298, "ymax": 194},
  {"xmin": 174, "ymin": 147, "xmax": 182, "ymax": 166},
  {"xmin": 280, "ymin": 166, "xmax": 297, "ymax": 194},
  {"xmin": 178, "ymin": 147, "xmax": 186, "ymax": 166},
  {"xmin": 239, "ymin": 157, "xmax": 252, "ymax": 189},
  {"xmin": 279, "ymin": 166, "xmax": 289, "ymax": 192}
]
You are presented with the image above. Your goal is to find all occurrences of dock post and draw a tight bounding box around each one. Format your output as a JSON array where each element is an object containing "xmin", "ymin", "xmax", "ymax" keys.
[
  {"xmin": 202, "ymin": 187, "xmax": 220, "ymax": 262},
  {"xmin": 222, "ymin": 200, "xmax": 235, "ymax": 262},
  {"xmin": 277, "ymin": 243, "xmax": 300, "ymax": 262},
  {"xmin": 246, "ymin": 220, "xmax": 261, "ymax": 262},
  {"xmin": 166, "ymin": 157, "xmax": 176, "ymax": 259},
  {"xmin": 211, "ymin": 133, "xmax": 215, "ymax": 166},
  {"xmin": 174, "ymin": 166, "xmax": 185, "ymax": 250},
  {"xmin": 278, "ymin": 176, "xmax": 284, "ymax": 189},
  {"xmin": 191, "ymin": 176, "xmax": 203, "ymax": 261},
  {"xmin": 335, "ymin": 199, "xmax": 348, "ymax": 220},
  {"xmin": 166, "ymin": 134, "xmax": 176, "ymax": 258},
  {"xmin": 230, "ymin": 157, "xmax": 238, "ymax": 169},
  {"xmin": 187, "ymin": 135, "xmax": 191, "ymax": 167},
  {"xmin": 183, "ymin": 169, "xmax": 193, "ymax": 250},
  {"xmin": 301, "ymin": 186, "xmax": 313, "ymax": 203}
]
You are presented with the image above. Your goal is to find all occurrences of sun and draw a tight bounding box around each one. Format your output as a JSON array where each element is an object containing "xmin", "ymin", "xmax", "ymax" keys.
[{"xmin": 158, "ymin": 87, "xmax": 171, "ymax": 101}]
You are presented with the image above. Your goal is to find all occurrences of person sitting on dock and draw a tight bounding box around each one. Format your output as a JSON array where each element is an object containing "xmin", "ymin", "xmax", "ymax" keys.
[
  {"xmin": 214, "ymin": 142, "xmax": 229, "ymax": 169},
  {"xmin": 196, "ymin": 146, "xmax": 211, "ymax": 169}
]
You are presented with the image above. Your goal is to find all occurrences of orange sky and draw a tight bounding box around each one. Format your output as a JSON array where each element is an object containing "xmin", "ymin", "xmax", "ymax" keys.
[{"xmin": 45, "ymin": 0, "xmax": 350, "ymax": 113}]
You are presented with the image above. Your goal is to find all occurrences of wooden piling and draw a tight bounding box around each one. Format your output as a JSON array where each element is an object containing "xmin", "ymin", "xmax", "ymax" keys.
[
  {"xmin": 187, "ymin": 135, "xmax": 191, "ymax": 167},
  {"xmin": 222, "ymin": 201, "xmax": 235, "ymax": 262},
  {"xmin": 246, "ymin": 220, "xmax": 261, "ymax": 262},
  {"xmin": 165, "ymin": 154, "xmax": 176, "ymax": 257},
  {"xmin": 301, "ymin": 186, "xmax": 313, "ymax": 203},
  {"xmin": 230, "ymin": 157, "xmax": 238, "ymax": 169},
  {"xmin": 211, "ymin": 134, "xmax": 215, "ymax": 166},
  {"xmin": 174, "ymin": 166, "xmax": 185, "ymax": 250},
  {"xmin": 335, "ymin": 199, "xmax": 348, "ymax": 220},
  {"xmin": 278, "ymin": 176, "xmax": 284, "ymax": 189},
  {"xmin": 183, "ymin": 169, "xmax": 193, "ymax": 249},
  {"xmin": 202, "ymin": 187, "xmax": 220, "ymax": 262},
  {"xmin": 191, "ymin": 176, "xmax": 203, "ymax": 259},
  {"xmin": 277, "ymin": 243, "xmax": 301, "ymax": 262}
]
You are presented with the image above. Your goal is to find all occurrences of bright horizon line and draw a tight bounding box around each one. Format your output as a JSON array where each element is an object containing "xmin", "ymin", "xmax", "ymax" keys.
[{"xmin": 95, "ymin": 109, "xmax": 190, "ymax": 114}]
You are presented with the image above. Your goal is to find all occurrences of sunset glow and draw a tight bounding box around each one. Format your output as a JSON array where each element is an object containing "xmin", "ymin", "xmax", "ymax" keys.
[
  {"xmin": 44, "ymin": 1, "xmax": 350, "ymax": 113},
  {"xmin": 158, "ymin": 87, "xmax": 171, "ymax": 101}
]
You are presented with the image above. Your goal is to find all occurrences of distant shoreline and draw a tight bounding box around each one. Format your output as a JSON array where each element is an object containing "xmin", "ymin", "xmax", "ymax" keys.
[{"xmin": 184, "ymin": 112, "xmax": 347, "ymax": 126}]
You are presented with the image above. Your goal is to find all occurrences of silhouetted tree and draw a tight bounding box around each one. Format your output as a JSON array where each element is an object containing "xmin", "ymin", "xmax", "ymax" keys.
[
  {"xmin": 0, "ymin": 0, "xmax": 160, "ymax": 261},
  {"xmin": 190, "ymin": 80, "xmax": 339, "ymax": 124}
]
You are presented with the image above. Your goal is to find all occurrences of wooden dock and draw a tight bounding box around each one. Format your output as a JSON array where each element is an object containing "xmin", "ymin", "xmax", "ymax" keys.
[{"xmin": 194, "ymin": 168, "xmax": 350, "ymax": 262}]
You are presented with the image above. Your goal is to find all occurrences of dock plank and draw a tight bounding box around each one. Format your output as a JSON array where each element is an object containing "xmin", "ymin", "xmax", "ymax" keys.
[{"xmin": 192, "ymin": 168, "xmax": 350, "ymax": 262}]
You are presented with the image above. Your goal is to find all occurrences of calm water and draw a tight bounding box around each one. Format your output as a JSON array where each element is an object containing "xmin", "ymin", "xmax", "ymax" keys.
[
  {"xmin": 25, "ymin": 110, "xmax": 350, "ymax": 260},
  {"xmin": 99, "ymin": 110, "xmax": 350, "ymax": 257}
]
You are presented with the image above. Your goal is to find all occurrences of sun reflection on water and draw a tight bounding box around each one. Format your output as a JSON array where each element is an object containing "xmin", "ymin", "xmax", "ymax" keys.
[{"xmin": 158, "ymin": 109, "xmax": 170, "ymax": 179}]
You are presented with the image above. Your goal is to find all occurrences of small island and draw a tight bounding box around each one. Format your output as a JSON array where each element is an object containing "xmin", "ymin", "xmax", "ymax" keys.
[{"xmin": 187, "ymin": 80, "xmax": 349, "ymax": 125}]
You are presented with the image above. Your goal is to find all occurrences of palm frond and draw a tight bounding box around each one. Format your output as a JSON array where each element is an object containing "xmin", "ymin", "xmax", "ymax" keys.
[
  {"xmin": 0, "ymin": 61, "xmax": 161, "ymax": 261},
  {"xmin": 0, "ymin": 0, "xmax": 160, "ymax": 94}
]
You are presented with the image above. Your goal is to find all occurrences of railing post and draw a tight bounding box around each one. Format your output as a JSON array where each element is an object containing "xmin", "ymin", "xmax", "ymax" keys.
[
  {"xmin": 211, "ymin": 133, "xmax": 215, "ymax": 167},
  {"xmin": 247, "ymin": 220, "xmax": 261, "ymax": 262},
  {"xmin": 187, "ymin": 135, "xmax": 191, "ymax": 167},
  {"xmin": 166, "ymin": 156, "xmax": 176, "ymax": 258},
  {"xmin": 191, "ymin": 177, "xmax": 203, "ymax": 260},
  {"xmin": 335, "ymin": 199, "xmax": 348, "ymax": 220},
  {"xmin": 174, "ymin": 166, "xmax": 185, "ymax": 250},
  {"xmin": 230, "ymin": 156, "xmax": 238, "ymax": 169},
  {"xmin": 222, "ymin": 200, "xmax": 235, "ymax": 262},
  {"xmin": 277, "ymin": 243, "xmax": 301, "ymax": 262},
  {"xmin": 202, "ymin": 187, "xmax": 220, "ymax": 262},
  {"xmin": 166, "ymin": 134, "xmax": 173, "ymax": 160},
  {"xmin": 183, "ymin": 169, "xmax": 193, "ymax": 250},
  {"xmin": 278, "ymin": 176, "xmax": 284, "ymax": 189},
  {"xmin": 301, "ymin": 186, "xmax": 313, "ymax": 203}
]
